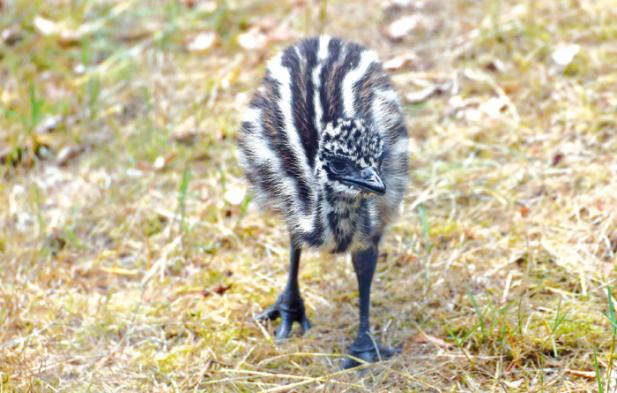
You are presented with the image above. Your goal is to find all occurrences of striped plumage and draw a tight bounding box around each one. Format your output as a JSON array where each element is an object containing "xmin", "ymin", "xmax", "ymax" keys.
[
  {"xmin": 238, "ymin": 36, "xmax": 409, "ymax": 368},
  {"xmin": 238, "ymin": 36, "xmax": 408, "ymax": 253}
]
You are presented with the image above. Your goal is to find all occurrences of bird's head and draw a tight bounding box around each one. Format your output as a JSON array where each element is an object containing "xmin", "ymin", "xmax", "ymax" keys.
[{"xmin": 316, "ymin": 118, "xmax": 385, "ymax": 198}]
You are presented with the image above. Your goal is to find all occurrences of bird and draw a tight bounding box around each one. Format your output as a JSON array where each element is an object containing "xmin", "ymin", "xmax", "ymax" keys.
[{"xmin": 237, "ymin": 36, "xmax": 409, "ymax": 368}]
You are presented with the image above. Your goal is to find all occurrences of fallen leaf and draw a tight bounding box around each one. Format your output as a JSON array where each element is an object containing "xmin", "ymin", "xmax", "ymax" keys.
[
  {"xmin": 566, "ymin": 369, "xmax": 596, "ymax": 379},
  {"xmin": 224, "ymin": 185, "xmax": 246, "ymax": 205},
  {"xmin": 479, "ymin": 96, "xmax": 507, "ymax": 119},
  {"xmin": 197, "ymin": 1, "xmax": 217, "ymax": 12},
  {"xmin": 404, "ymin": 85, "xmax": 438, "ymax": 104},
  {"xmin": 187, "ymin": 31, "xmax": 217, "ymax": 52},
  {"xmin": 202, "ymin": 284, "xmax": 232, "ymax": 297},
  {"xmin": 503, "ymin": 379, "xmax": 524, "ymax": 388},
  {"xmin": 384, "ymin": 15, "xmax": 421, "ymax": 41},
  {"xmin": 552, "ymin": 152, "xmax": 564, "ymax": 166},
  {"xmin": 152, "ymin": 152, "xmax": 176, "ymax": 170},
  {"xmin": 483, "ymin": 58, "xmax": 506, "ymax": 73},
  {"xmin": 36, "ymin": 115, "xmax": 63, "ymax": 134},
  {"xmin": 33, "ymin": 14, "xmax": 101, "ymax": 45},
  {"xmin": 383, "ymin": 53, "xmax": 419, "ymax": 71},
  {"xmin": 519, "ymin": 205, "xmax": 529, "ymax": 218},
  {"xmin": 181, "ymin": 0, "xmax": 197, "ymax": 8},
  {"xmin": 56, "ymin": 145, "xmax": 84, "ymax": 166},
  {"xmin": 34, "ymin": 15, "xmax": 60, "ymax": 36},
  {"xmin": 237, "ymin": 27, "xmax": 267, "ymax": 51},
  {"xmin": 2, "ymin": 25, "xmax": 22, "ymax": 46},
  {"xmin": 153, "ymin": 156, "xmax": 166, "ymax": 170},
  {"xmin": 414, "ymin": 332, "xmax": 451, "ymax": 348},
  {"xmin": 552, "ymin": 43, "xmax": 580, "ymax": 67}
]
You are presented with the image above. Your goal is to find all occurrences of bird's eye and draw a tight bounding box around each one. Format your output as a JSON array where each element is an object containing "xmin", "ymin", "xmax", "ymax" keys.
[{"xmin": 330, "ymin": 158, "xmax": 349, "ymax": 174}]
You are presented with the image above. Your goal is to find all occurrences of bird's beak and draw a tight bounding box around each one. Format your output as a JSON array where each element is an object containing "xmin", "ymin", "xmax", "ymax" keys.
[{"xmin": 341, "ymin": 167, "xmax": 386, "ymax": 195}]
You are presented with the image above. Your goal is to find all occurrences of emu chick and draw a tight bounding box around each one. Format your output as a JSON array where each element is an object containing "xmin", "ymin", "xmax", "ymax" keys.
[{"xmin": 238, "ymin": 36, "xmax": 409, "ymax": 368}]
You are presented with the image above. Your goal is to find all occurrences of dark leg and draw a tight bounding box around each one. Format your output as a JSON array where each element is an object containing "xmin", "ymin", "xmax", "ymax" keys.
[
  {"xmin": 342, "ymin": 245, "xmax": 399, "ymax": 369},
  {"xmin": 256, "ymin": 241, "xmax": 311, "ymax": 341}
]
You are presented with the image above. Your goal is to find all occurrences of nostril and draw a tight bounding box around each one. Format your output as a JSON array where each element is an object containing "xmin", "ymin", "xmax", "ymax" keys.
[{"xmin": 360, "ymin": 168, "xmax": 373, "ymax": 179}]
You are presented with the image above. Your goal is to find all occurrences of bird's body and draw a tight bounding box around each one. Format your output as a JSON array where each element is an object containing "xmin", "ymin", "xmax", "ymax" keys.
[{"xmin": 238, "ymin": 36, "xmax": 409, "ymax": 367}]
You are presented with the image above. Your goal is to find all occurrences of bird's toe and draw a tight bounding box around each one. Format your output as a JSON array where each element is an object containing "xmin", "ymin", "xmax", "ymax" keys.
[
  {"xmin": 256, "ymin": 306, "xmax": 280, "ymax": 322},
  {"xmin": 341, "ymin": 343, "xmax": 400, "ymax": 369},
  {"xmin": 256, "ymin": 292, "xmax": 311, "ymax": 340},
  {"xmin": 300, "ymin": 314, "xmax": 311, "ymax": 332},
  {"xmin": 275, "ymin": 315, "xmax": 294, "ymax": 342}
]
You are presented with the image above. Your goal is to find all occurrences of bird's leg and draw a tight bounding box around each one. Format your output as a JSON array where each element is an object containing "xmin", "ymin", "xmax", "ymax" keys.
[
  {"xmin": 342, "ymin": 245, "xmax": 399, "ymax": 369},
  {"xmin": 257, "ymin": 243, "xmax": 311, "ymax": 341}
]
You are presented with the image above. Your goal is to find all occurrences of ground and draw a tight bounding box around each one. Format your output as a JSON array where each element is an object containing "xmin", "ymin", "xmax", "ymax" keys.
[{"xmin": 1, "ymin": 0, "xmax": 617, "ymax": 391}]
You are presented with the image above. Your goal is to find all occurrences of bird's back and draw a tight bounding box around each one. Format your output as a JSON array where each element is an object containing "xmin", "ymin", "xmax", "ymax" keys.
[{"xmin": 238, "ymin": 36, "xmax": 409, "ymax": 245}]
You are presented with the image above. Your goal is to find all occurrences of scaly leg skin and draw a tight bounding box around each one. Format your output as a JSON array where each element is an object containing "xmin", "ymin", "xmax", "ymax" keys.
[
  {"xmin": 256, "ymin": 244, "xmax": 311, "ymax": 342},
  {"xmin": 341, "ymin": 245, "xmax": 400, "ymax": 369}
]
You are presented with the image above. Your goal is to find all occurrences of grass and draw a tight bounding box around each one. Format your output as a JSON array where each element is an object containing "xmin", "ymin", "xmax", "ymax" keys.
[{"xmin": 1, "ymin": 0, "xmax": 616, "ymax": 391}]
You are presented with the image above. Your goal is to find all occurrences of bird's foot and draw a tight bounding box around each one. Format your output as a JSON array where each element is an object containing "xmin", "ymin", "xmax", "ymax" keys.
[
  {"xmin": 341, "ymin": 332, "xmax": 400, "ymax": 369},
  {"xmin": 256, "ymin": 291, "xmax": 311, "ymax": 342}
]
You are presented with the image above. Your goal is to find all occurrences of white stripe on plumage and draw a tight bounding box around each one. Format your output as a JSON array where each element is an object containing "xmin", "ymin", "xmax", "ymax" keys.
[
  {"xmin": 242, "ymin": 106, "xmax": 315, "ymax": 233},
  {"xmin": 266, "ymin": 54, "xmax": 316, "ymax": 233},
  {"xmin": 342, "ymin": 49, "xmax": 379, "ymax": 118},
  {"xmin": 312, "ymin": 36, "xmax": 331, "ymax": 134}
]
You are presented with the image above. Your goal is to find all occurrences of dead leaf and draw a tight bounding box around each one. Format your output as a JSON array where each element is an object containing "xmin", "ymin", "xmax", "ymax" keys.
[
  {"xmin": 2, "ymin": 25, "xmax": 22, "ymax": 46},
  {"xmin": 479, "ymin": 96, "xmax": 507, "ymax": 119},
  {"xmin": 237, "ymin": 27, "xmax": 267, "ymax": 51},
  {"xmin": 34, "ymin": 16, "xmax": 60, "ymax": 36},
  {"xmin": 383, "ymin": 53, "xmax": 419, "ymax": 71},
  {"xmin": 566, "ymin": 369, "xmax": 596, "ymax": 379},
  {"xmin": 202, "ymin": 284, "xmax": 232, "ymax": 297},
  {"xmin": 153, "ymin": 156, "xmax": 165, "ymax": 170},
  {"xmin": 36, "ymin": 115, "xmax": 63, "ymax": 134},
  {"xmin": 405, "ymin": 85, "xmax": 438, "ymax": 104},
  {"xmin": 503, "ymin": 379, "xmax": 524, "ymax": 388},
  {"xmin": 552, "ymin": 152, "xmax": 564, "ymax": 166},
  {"xmin": 552, "ymin": 43, "xmax": 580, "ymax": 67},
  {"xmin": 152, "ymin": 152, "xmax": 176, "ymax": 171},
  {"xmin": 181, "ymin": 0, "xmax": 197, "ymax": 8},
  {"xmin": 56, "ymin": 145, "xmax": 84, "ymax": 166},
  {"xmin": 33, "ymin": 14, "xmax": 105, "ymax": 45},
  {"xmin": 187, "ymin": 31, "xmax": 217, "ymax": 52},
  {"xmin": 224, "ymin": 185, "xmax": 246, "ymax": 205},
  {"xmin": 483, "ymin": 58, "xmax": 506, "ymax": 73},
  {"xmin": 384, "ymin": 15, "xmax": 421, "ymax": 41},
  {"xmin": 197, "ymin": 1, "xmax": 217, "ymax": 12},
  {"xmin": 414, "ymin": 332, "xmax": 451, "ymax": 348}
]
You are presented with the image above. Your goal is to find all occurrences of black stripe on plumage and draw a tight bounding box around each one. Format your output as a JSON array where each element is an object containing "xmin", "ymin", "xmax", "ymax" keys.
[
  {"xmin": 289, "ymin": 38, "xmax": 320, "ymax": 168},
  {"xmin": 319, "ymin": 38, "xmax": 342, "ymax": 126},
  {"xmin": 261, "ymin": 72, "xmax": 313, "ymax": 214},
  {"xmin": 353, "ymin": 62, "xmax": 384, "ymax": 126}
]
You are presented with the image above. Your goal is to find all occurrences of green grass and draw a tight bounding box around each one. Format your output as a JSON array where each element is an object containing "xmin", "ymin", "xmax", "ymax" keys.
[{"xmin": 1, "ymin": 0, "xmax": 617, "ymax": 391}]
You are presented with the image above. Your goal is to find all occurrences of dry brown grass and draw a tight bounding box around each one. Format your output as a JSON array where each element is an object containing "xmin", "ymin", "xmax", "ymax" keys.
[{"xmin": 1, "ymin": 0, "xmax": 617, "ymax": 391}]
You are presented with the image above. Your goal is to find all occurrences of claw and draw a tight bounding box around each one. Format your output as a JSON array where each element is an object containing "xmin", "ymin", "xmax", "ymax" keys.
[
  {"xmin": 256, "ymin": 292, "xmax": 311, "ymax": 341},
  {"xmin": 300, "ymin": 314, "xmax": 311, "ymax": 331},
  {"xmin": 275, "ymin": 314, "xmax": 294, "ymax": 342},
  {"xmin": 256, "ymin": 306, "xmax": 280, "ymax": 322},
  {"xmin": 341, "ymin": 334, "xmax": 400, "ymax": 369}
]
